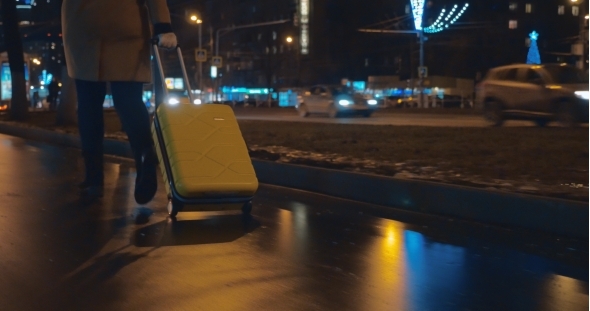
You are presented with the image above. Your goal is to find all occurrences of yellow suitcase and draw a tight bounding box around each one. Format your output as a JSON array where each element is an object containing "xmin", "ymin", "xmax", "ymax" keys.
[{"xmin": 152, "ymin": 44, "xmax": 258, "ymax": 217}]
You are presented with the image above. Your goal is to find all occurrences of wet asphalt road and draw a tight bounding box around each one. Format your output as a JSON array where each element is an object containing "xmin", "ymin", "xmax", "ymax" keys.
[
  {"xmin": 0, "ymin": 133, "xmax": 587, "ymax": 311},
  {"xmin": 233, "ymin": 107, "xmax": 543, "ymax": 127}
]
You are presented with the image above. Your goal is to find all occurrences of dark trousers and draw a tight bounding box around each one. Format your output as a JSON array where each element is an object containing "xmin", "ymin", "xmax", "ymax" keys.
[{"xmin": 75, "ymin": 80, "xmax": 153, "ymax": 184}]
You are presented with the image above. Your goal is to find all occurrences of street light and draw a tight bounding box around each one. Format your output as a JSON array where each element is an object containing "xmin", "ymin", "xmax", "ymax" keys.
[
  {"xmin": 190, "ymin": 15, "xmax": 203, "ymax": 24},
  {"xmin": 190, "ymin": 14, "xmax": 204, "ymax": 100},
  {"xmin": 284, "ymin": 36, "xmax": 300, "ymax": 85}
]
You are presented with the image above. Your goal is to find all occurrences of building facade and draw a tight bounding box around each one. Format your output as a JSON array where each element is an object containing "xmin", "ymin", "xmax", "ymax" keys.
[{"xmin": 8, "ymin": 0, "xmax": 583, "ymax": 93}]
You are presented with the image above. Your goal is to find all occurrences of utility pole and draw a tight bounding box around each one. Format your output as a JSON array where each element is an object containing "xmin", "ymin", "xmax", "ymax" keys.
[
  {"xmin": 418, "ymin": 30, "xmax": 425, "ymax": 108},
  {"xmin": 198, "ymin": 20, "xmax": 203, "ymax": 101},
  {"xmin": 359, "ymin": 1, "xmax": 468, "ymax": 108},
  {"xmin": 189, "ymin": 14, "xmax": 204, "ymax": 101}
]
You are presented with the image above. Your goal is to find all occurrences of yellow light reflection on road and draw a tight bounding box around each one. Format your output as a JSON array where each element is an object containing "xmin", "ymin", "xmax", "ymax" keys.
[
  {"xmin": 386, "ymin": 223, "xmax": 396, "ymax": 246},
  {"xmin": 360, "ymin": 219, "xmax": 407, "ymax": 310},
  {"xmin": 277, "ymin": 208, "xmax": 293, "ymax": 253},
  {"xmin": 277, "ymin": 203, "xmax": 310, "ymax": 260},
  {"xmin": 542, "ymin": 274, "xmax": 588, "ymax": 310},
  {"xmin": 546, "ymin": 85, "xmax": 562, "ymax": 89}
]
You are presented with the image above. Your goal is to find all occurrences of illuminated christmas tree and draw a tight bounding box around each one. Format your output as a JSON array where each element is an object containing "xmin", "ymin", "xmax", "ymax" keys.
[{"xmin": 526, "ymin": 31, "xmax": 541, "ymax": 64}]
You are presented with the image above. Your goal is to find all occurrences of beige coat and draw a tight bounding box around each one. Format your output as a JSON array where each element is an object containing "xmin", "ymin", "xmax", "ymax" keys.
[{"xmin": 62, "ymin": 0, "xmax": 171, "ymax": 82}]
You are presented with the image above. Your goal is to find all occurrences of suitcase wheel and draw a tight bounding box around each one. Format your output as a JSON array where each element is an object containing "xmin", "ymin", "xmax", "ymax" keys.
[
  {"xmin": 241, "ymin": 201, "xmax": 252, "ymax": 215},
  {"xmin": 167, "ymin": 199, "xmax": 183, "ymax": 218}
]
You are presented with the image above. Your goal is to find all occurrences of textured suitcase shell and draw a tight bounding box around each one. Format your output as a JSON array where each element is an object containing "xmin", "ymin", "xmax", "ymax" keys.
[{"xmin": 152, "ymin": 103, "xmax": 258, "ymax": 200}]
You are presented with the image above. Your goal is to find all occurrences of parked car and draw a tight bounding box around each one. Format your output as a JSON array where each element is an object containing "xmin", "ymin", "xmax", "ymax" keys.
[
  {"xmin": 297, "ymin": 85, "xmax": 379, "ymax": 118},
  {"xmin": 476, "ymin": 63, "xmax": 589, "ymax": 127}
]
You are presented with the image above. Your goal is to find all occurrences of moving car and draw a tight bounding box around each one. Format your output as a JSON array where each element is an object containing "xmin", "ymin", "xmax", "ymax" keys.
[
  {"xmin": 297, "ymin": 85, "xmax": 379, "ymax": 118},
  {"xmin": 476, "ymin": 63, "xmax": 589, "ymax": 127},
  {"xmin": 157, "ymin": 90, "xmax": 202, "ymax": 106}
]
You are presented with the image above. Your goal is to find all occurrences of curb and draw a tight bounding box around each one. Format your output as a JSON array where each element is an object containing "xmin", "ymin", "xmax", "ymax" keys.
[{"xmin": 0, "ymin": 122, "xmax": 587, "ymax": 238}]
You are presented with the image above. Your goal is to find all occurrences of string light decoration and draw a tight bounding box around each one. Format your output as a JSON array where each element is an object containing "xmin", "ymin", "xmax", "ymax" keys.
[
  {"xmin": 424, "ymin": 3, "xmax": 469, "ymax": 33},
  {"xmin": 405, "ymin": 0, "xmax": 470, "ymax": 106},
  {"xmin": 410, "ymin": 0, "xmax": 426, "ymax": 30}
]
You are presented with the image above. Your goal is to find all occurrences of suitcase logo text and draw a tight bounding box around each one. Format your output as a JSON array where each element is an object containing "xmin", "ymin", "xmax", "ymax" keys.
[{"xmin": 214, "ymin": 118, "xmax": 225, "ymax": 121}]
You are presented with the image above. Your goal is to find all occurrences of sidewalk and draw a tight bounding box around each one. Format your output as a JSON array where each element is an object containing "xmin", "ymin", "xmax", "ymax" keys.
[{"xmin": 0, "ymin": 120, "xmax": 586, "ymax": 238}]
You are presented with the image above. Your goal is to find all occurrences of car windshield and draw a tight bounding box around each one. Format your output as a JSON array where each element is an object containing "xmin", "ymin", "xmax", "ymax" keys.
[{"xmin": 544, "ymin": 66, "xmax": 589, "ymax": 84}]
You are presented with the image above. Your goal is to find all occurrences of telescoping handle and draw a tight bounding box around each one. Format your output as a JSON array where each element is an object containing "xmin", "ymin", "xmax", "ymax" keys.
[{"xmin": 152, "ymin": 39, "xmax": 194, "ymax": 107}]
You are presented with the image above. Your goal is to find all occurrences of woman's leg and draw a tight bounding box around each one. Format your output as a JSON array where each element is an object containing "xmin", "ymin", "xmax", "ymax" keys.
[
  {"xmin": 110, "ymin": 81, "xmax": 157, "ymax": 204},
  {"xmin": 75, "ymin": 79, "xmax": 107, "ymax": 195}
]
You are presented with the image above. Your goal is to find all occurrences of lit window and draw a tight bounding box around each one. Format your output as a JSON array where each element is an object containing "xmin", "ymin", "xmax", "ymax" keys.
[
  {"xmin": 525, "ymin": 4, "xmax": 532, "ymax": 13},
  {"xmin": 509, "ymin": 20, "xmax": 518, "ymax": 29},
  {"xmin": 558, "ymin": 5, "xmax": 565, "ymax": 15},
  {"xmin": 509, "ymin": 3, "xmax": 517, "ymax": 11},
  {"xmin": 573, "ymin": 6, "xmax": 579, "ymax": 16}
]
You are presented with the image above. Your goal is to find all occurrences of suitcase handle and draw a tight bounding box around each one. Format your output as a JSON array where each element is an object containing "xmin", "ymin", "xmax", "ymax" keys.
[{"xmin": 152, "ymin": 39, "xmax": 194, "ymax": 107}]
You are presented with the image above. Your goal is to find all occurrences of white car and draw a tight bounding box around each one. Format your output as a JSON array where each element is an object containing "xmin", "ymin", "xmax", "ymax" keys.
[
  {"xmin": 296, "ymin": 85, "xmax": 379, "ymax": 118},
  {"xmin": 476, "ymin": 63, "xmax": 589, "ymax": 127}
]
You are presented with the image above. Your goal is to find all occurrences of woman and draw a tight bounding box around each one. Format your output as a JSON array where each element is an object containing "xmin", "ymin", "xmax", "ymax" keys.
[{"xmin": 62, "ymin": 0, "xmax": 177, "ymax": 203}]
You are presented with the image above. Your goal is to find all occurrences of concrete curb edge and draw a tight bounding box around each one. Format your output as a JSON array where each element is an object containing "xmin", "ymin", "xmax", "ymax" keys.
[{"xmin": 0, "ymin": 122, "xmax": 586, "ymax": 238}]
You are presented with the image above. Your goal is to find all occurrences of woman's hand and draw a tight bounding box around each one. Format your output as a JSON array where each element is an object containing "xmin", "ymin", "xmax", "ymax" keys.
[{"xmin": 158, "ymin": 33, "xmax": 177, "ymax": 49}]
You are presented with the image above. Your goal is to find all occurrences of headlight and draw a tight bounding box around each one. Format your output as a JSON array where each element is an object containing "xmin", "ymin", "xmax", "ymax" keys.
[
  {"xmin": 575, "ymin": 91, "xmax": 589, "ymax": 100},
  {"xmin": 367, "ymin": 99, "xmax": 378, "ymax": 105},
  {"xmin": 193, "ymin": 99, "xmax": 202, "ymax": 105},
  {"xmin": 167, "ymin": 97, "xmax": 180, "ymax": 105},
  {"xmin": 338, "ymin": 99, "xmax": 351, "ymax": 106}
]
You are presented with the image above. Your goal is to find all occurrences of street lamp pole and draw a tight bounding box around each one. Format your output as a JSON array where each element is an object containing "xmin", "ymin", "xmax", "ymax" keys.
[
  {"xmin": 198, "ymin": 21, "xmax": 203, "ymax": 100},
  {"xmin": 418, "ymin": 29, "xmax": 425, "ymax": 108},
  {"xmin": 360, "ymin": 1, "xmax": 469, "ymax": 108},
  {"xmin": 190, "ymin": 15, "xmax": 204, "ymax": 100}
]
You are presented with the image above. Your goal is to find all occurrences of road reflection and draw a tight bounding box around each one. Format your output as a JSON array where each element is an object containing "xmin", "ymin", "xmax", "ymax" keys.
[
  {"xmin": 277, "ymin": 202, "xmax": 310, "ymax": 261},
  {"xmin": 0, "ymin": 133, "xmax": 586, "ymax": 311},
  {"xmin": 349, "ymin": 217, "xmax": 584, "ymax": 310},
  {"xmin": 362, "ymin": 221, "xmax": 407, "ymax": 310},
  {"xmin": 542, "ymin": 274, "xmax": 589, "ymax": 311}
]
